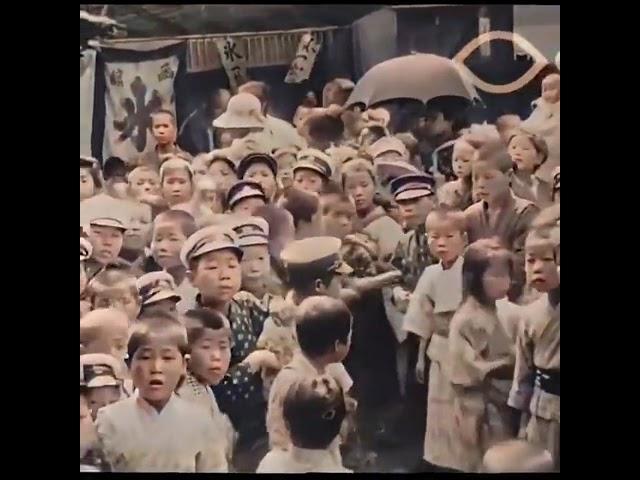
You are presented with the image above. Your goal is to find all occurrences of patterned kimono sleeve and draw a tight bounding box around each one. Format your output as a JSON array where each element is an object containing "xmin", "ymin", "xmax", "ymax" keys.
[
  {"xmin": 448, "ymin": 314, "xmax": 508, "ymax": 388},
  {"xmin": 508, "ymin": 320, "xmax": 535, "ymax": 412}
]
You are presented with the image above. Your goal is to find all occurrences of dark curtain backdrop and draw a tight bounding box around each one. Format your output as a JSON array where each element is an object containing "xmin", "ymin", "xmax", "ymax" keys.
[
  {"xmin": 395, "ymin": 5, "xmax": 547, "ymax": 122},
  {"xmin": 90, "ymin": 7, "xmax": 554, "ymax": 159}
]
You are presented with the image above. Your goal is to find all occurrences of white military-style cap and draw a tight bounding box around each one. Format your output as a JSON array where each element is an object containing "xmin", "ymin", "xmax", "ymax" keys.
[
  {"xmin": 180, "ymin": 226, "xmax": 243, "ymax": 268},
  {"xmin": 136, "ymin": 271, "xmax": 181, "ymax": 306}
]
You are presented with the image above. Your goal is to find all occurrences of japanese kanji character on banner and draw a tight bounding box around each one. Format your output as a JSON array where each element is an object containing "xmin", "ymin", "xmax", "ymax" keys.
[
  {"xmin": 102, "ymin": 55, "xmax": 179, "ymax": 164},
  {"xmin": 285, "ymin": 32, "xmax": 322, "ymax": 84},
  {"xmin": 215, "ymin": 36, "xmax": 248, "ymax": 92}
]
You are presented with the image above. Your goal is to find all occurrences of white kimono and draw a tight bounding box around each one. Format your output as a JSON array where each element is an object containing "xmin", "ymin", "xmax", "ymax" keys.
[
  {"xmin": 257, "ymin": 446, "xmax": 352, "ymax": 473},
  {"xmin": 96, "ymin": 394, "xmax": 228, "ymax": 472}
]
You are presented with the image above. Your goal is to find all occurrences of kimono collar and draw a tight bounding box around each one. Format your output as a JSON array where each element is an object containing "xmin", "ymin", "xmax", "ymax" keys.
[
  {"xmin": 135, "ymin": 393, "xmax": 178, "ymax": 417},
  {"xmin": 290, "ymin": 445, "xmax": 338, "ymax": 465}
]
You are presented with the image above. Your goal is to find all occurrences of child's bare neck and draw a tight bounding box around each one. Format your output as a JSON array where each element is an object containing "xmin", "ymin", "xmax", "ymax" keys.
[
  {"xmin": 144, "ymin": 396, "xmax": 171, "ymax": 413},
  {"xmin": 157, "ymin": 143, "xmax": 174, "ymax": 154},
  {"xmin": 441, "ymin": 256, "xmax": 459, "ymax": 270},
  {"xmin": 306, "ymin": 352, "xmax": 331, "ymax": 372}
]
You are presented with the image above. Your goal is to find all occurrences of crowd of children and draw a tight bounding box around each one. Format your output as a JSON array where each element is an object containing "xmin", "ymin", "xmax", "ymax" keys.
[{"xmin": 80, "ymin": 70, "xmax": 560, "ymax": 472}]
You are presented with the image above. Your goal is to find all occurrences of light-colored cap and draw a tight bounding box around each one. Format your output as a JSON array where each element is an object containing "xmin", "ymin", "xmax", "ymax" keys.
[
  {"xmin": 80, "ymin": 237, "xmax": 93, "ymax": 262},
  {"xmin": 80, "ymin": 353, "xmax": 123, "ymax": 388},
  {"xmin": 294, "ymin": 149, "xmax": 333, "ymax": 179},
  {"xmin": 180, "ymin": 226, "xmax": 242, "ymax": 268},
  {"xmin": 89, "ymin": 217, "xmax": 127, "ymax": 231},
  {"xmin": 136, "ymin": 271, "xmax": 181, "ymax": 306},
  {"xmin": 325, "ymin": 145, "xmax": 359, "ymax": 166},
  {"xmin": 226, "ymin": 180, "xmax": 267, "ymax": 210},
  {"xmin": 213, "ymin": 93, "xmax": 266, "ymax": 129},
  {"xmin": 367, "ymin": 136, "xmax": 409, "ymax": 160},
  {"xmin": 227, "ymin": 216, "xmax": 270, "ymax": 248},
  {"xmin": 281, "ymin": 236, "xmax": 353, "ymax": 277}
]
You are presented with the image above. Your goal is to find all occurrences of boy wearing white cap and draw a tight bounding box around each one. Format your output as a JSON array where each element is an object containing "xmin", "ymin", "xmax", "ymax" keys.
[
  {"xmin": 180, "ymin": 226, "xmax": 278, "ymax": 472},
  {"xmin": 293, "ymin": 149, "xmax": 333, "ymax": 194},
  {"xmin": 85, "ymin": 215, "xmax": 131, "ymax": 281},
  {"xmin": 80, "ymin": 353, "xmax": 125, "ymax": 420},
  {"xmin": 136, "ymin": 271, "xmax": 182, "ymax": 316}
]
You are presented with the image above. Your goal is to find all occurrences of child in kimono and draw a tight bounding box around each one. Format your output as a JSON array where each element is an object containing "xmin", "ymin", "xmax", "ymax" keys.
[
  {"xmin": 258, "ymin": 375, "xmax": 351, "ymax": 473},
  {"xmin": 179, "ymin": 308, "xmax": 237, "ymax": 466},
  {"xmin": 447, "ymin": 238, "xmax": 518, "ymax": 472},
  {"xmin": 81, "ymin": 380, "xmax": 108, "ymax": 471},
  {"xmin": 95, "ymin": 313, "xmax": 228, "ymax": 472},
  {"xmin": 86, "ymin": 269, "xmax": 141, "ymax": 323},
  {"xmin": 403, "ymin": 206, "xmax": 467, "ymax": 472},
  {"xmin": 266, "ymin": 296, "xmax": 354, "ymax": 455},
  {"xmin": 465, "ymin": 138, "xmax": 539, "ymax": 302},
  {"xmin": 180, "ymin": 225, "xmax": 277, "ymax": 472},
  {"xmin": 508, "ymin": 207, "xmax": 560, "ymax": 469},
  {"xmin": 482, "ymin": 439, "xmax": 554, "ymax": 472},
  {"xmin": 507, "ymin": 129, "xmax": 552, "ymax": 208}
]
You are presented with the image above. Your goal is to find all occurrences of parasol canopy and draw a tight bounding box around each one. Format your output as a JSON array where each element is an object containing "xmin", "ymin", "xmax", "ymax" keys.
[{"xmin": 346, "ymin": 53, "xmax": 479, "ymax": 109}]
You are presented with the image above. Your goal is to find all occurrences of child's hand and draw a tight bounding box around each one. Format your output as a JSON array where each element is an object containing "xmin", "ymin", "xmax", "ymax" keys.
[
  {"xmin": 392, "ymin": 286, "xmax": 411, "ymax": 311},
  {"xmin": 241, "ymin": 350, "xmax": 281, "ymax": 373}
]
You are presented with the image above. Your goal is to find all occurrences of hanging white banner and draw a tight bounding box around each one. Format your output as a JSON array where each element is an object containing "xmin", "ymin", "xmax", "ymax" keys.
[
  {"xmin": 80, "ymin": 50, "xmax": 96, "ymax": 157},
  {"xmin": 285, "ymin": 32, "xmax": 322, "ymax": 84},
  {"xmin": 215, "ymin": 37, "xmax": 248, "ymax": 91},
  {"xmin": 102, "ymin": 54, "xmax": 179, "ymax": 163}
]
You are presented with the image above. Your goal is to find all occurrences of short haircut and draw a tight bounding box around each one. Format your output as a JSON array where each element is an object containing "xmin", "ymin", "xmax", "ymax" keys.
[
  {"xmin": 321, "ymin": 180, "xmax": 343, "ymax": 196},
  {"xmin": 160, "ymin": 157, "xmax": 194, "ymax": 183},
  {"xmin": 425, "ymin": 206, "xmax": 467, "ymax": 233},
  {"xmin": 283, "ymin": 375, "xmax": 347, "ymax": 449},
  {"xmin": 295, "ymin": 296, "xmax": 352, "ymax": 358},
  {"xmin": 80, "ymin": 308, "xmax": 129, "ymax": 346},
  {"xmin": 507, "ymin": 128, "xmax": 549, "ymax": 171},
  {"xmin": 281, "ymin": 187, "xmax": 319, "ymax": 228},
  {"xmin": 462, "ymin": 238, "xmax": 514, "ymax": 307},
  {"xmin": 184, "ymin": 308, "xmax": 232, "ymax": 346},
  {"xmin": 472, "ymin": 139, "xmax": 513, "ymax": 174},
  {"xmin": 128, "ymin": 166, "xmax": 160, "ymax": 185},
  {"xmin": 153, "ymin": 210, "xmax": 198, "ymax": 238},
  {"xmin": 239, "ymin": 81, "xmax": 270, "ymax": 105},
  {"xmin": 321, "ymin": 191, "xmax": 354, "ymax": 216},
  {"xmin": 87, "ymin": 269, "xmax": 138, "ymax": 301},
  {"xmin": 341, "ymin": 159, "xmax": 376, "ymax": 192},
  {"xmin": 483, "ymin": 439, "xmax": 554, "ymax": 473},
  {"xmin": 127, "ymin": 311, "xmax": 188, "ymax": 361},
  {"xmin": 151, "ymin": 109, "xmax": 176, "ymax": 125}
]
